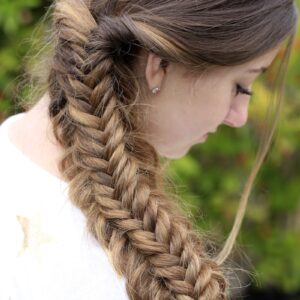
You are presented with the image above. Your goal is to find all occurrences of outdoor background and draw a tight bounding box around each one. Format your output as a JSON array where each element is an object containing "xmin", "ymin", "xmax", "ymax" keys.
[{"xmin": 0, "ymin": 1, "xmax": 299, "ymax": 299}]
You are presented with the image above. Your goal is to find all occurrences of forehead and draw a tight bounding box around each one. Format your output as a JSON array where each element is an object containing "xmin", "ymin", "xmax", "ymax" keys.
[
  {"xmin": 183, "ymin": 46, "xmax": 281, "ymax": 84},
  {"xmin": 238, "ymin": 47, "xmax": 280, "ymax": 70},
  {"xmin": 223, "ymin": 47, "xmax": 281, "ymax": 77}
]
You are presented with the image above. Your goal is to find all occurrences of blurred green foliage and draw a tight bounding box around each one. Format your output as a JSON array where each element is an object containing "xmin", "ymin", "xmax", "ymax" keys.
[
  {"xmin": 0, "ymin": 0, "xmax": 300, "ymax": 295},
  {"xmin": 0, "ymin": 0, "xmax": 48, "ymax": 117}
]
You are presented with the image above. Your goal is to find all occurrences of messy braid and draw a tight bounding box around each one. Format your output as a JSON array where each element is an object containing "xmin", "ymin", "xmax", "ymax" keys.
[
  {"xmin": 45, "ymin": 0, "xmax": 297, "ymax": 299},
  {"xmin": 48, "ymin": 1, "xmax": 226, "ymax": 299}
]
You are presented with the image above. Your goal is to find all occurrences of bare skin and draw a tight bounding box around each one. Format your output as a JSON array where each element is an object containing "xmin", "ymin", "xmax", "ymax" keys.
[
  {"xmin": 7, "ymin": 93, "xmax": 65, "ymax": 181},
  {"xmin": 7, "ymin": 47, "xmax": 279, "ymax": 181}
]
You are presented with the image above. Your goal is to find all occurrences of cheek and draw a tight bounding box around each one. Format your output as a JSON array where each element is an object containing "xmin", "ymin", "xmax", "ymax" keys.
[
  {"xmin": 142, "ymin": 90, "xmax": 191, "ymax": 143},
  {"xmin": 154, "ymin": 80, "xmax": 198, "ymax": 137},
  {"xmin": 164, "ymin": 103, "xmax": 195, "ymax": 139},
  {"xmin": 188, "ymin": 85, "xmax": 231, "ymax": 130},
  {"xmin": 142, "ymin": 74, "xmax": 232, "ymax": 150}
]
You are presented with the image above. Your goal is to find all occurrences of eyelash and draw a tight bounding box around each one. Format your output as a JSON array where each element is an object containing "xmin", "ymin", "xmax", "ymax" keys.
[{"xmin": 235, "ymin": 84, "xmax": 253, "ymax": 97}]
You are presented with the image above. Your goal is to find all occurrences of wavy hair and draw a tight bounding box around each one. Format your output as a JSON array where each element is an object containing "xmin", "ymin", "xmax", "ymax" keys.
[{"xmin": 21, "ymin": 0, "xmax": 298, "ymax": 299}]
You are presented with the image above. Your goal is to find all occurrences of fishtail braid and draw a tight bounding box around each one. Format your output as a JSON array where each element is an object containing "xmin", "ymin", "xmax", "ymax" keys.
[{"xmin": 47, "ymin": 0, "xmax": 227, "ymax": 299}]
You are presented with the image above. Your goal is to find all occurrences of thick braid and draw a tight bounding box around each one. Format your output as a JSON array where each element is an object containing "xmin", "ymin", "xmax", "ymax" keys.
[{"xmin": 48, "ymin": 1, "xmax": 227, "ymax": 299}]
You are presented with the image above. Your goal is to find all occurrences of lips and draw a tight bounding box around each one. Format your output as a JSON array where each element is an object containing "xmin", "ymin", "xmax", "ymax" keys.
[
  {"xmin": 193, "ymin": 129, "xmax": 216, "ymax": 144},
  {"xmin": 193, "ymin": 133, "xmax": 208, "ymax": 143},
  {"xmin": 202, "ymin": 133, "xmax": 209, "ymax": 140}
]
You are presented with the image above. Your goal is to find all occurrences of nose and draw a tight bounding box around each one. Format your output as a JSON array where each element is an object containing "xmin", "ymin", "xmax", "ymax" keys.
[{"xmin": 223, "ymin": 101, "xmax": 249, "ymax": 128}]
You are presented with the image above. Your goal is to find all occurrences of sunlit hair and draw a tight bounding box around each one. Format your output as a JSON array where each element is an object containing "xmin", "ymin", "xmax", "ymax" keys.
[{"xmin": 18, "ymin": 0, "xmax": 298, "ymax": 299}]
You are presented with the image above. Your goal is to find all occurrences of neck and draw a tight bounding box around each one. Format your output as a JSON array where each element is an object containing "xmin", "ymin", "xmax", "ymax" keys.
[{"xmin": 14, "ymin": 92, "xmax": 65, "ymax": 181}]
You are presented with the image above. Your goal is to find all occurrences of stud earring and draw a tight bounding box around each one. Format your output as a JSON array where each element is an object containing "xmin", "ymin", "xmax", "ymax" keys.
[{"xmin": 152, "ymin": 87, "xmax": 160, "ymax": 94}]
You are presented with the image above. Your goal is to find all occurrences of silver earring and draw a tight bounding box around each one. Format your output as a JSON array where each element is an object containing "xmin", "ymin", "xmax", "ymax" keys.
[{"xmin": 152, "ymin": 87, "xmax": 160, "ymax": 94}]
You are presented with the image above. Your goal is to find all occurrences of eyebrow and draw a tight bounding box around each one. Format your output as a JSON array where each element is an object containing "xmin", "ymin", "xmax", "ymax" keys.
[{"xmin": 248, "ymin": 67, "xmax": 268, "ymax": 74}]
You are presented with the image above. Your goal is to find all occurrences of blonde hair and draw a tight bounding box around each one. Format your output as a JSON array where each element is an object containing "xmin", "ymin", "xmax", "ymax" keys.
[{"xmin": 19, "ymin": 0, "xmax": 298, "ymax": 298}]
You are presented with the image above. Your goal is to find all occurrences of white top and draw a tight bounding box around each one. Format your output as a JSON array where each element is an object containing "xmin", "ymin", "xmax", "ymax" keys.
[{"xmin": 0, "ymin": 113, "xmax": 129, "ymax": 300}]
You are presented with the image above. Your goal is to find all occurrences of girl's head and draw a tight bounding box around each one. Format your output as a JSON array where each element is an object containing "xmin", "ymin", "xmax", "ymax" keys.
[
  {"xmin": 28, "ymin": 0, "xmax": 298, "ymax": 299},
  {"xmin": 138, "ymin": 46, "xmax": 280, "ymax": 159}
]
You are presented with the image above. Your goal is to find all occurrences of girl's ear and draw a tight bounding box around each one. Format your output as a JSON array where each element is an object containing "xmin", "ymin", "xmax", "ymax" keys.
[{"xmin": 144, "ymin": 51, "xmax": 168, "ymax": 91}]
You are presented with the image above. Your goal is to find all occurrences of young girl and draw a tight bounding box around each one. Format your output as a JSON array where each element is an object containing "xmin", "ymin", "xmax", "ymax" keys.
[{"xmin": 0, "ymin": 0, "xmax": 298, "ymax": 299}]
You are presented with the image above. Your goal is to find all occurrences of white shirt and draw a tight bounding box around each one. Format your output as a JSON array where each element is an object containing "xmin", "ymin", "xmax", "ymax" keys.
[{"xmin": 0, "ymin": 113, "xmax": 129, "ymax": 300}]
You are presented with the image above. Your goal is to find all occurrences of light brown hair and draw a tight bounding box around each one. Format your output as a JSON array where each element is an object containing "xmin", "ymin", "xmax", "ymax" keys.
[{"xmin": 20, "ymin": 0, "xmax": 298, "ymax": 299}]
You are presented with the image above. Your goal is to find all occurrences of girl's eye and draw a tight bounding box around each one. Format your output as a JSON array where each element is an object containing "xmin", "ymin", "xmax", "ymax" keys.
[{"xmin": 235, "ymin": 84, "xmax": 253, "ymax": 97}]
